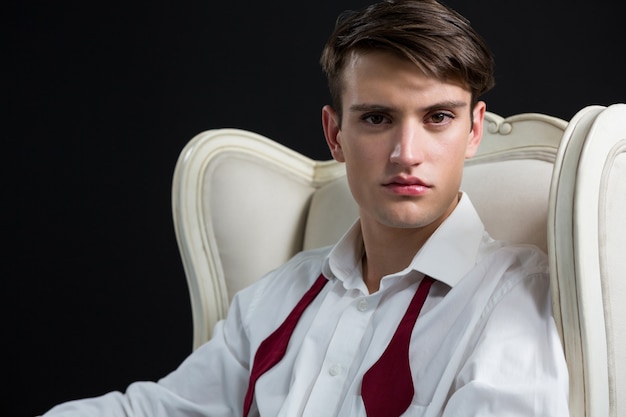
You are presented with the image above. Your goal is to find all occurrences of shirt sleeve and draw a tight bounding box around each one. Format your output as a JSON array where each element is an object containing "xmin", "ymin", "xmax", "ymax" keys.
[
  {"xmin": 40, "ymin": 289, "xmax": 254, "ymax": 417},
  {"xmin": 442, "ymin": 270, "xmax": 570, "ymax": 417}
]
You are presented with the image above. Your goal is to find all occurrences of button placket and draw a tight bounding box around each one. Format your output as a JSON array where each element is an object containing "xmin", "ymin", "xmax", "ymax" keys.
[{"xmin": 301, "ymin": 292, "xmax": 379, "ymax": 414}]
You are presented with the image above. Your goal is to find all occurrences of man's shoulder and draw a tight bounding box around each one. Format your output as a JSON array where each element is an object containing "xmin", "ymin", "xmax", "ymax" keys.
[
  {"xmin": 289, "ymin": 244, "xmax": 335, "ymax": 265},
  {"xmin": 234, "ymin": 245, "xmax": 334, "ymax": 331},
  {"xmin": 478, "ymin": 242, "xmax": 550, "ymax": 297},
  {"xmin": 497, "ymin": 242, "xmax": 549, "ymax": 274},
  {"xmin": 253, "ymin": 245, "xmax": 333, "ymax": 290},
  {"xmin": 265, "ymin": 245, "xmax": 333, "ymax": 278},
  {"xmin": 479, "ymin": 233, "xmax": 548, "ymax": 270}
]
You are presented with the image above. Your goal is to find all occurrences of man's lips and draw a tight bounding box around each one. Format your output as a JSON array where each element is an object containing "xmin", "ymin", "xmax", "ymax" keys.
[{"xmin": 383, "ymin": 176, "xmax": 432, "ymax": 195}]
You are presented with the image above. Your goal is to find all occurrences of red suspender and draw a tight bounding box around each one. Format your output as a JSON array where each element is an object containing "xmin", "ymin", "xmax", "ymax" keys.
[{"xmin": 243, "ymin": 275, "xmax": 434, "ymax": 417}]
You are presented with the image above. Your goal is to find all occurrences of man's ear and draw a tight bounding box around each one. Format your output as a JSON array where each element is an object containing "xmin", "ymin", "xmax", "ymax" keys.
[
  {"xmin": 322, "ymin": 105, "xmax": 345, "ymax": 162},
  {"xmin": 465, "ymin": 101, "xmax": 486, "ymax": 159}
]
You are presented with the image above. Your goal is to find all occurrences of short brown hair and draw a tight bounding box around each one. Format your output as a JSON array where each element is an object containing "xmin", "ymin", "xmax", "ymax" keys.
[{"xmin": 320, "ymin": 0, "xmax": 495, "ymax": 120}]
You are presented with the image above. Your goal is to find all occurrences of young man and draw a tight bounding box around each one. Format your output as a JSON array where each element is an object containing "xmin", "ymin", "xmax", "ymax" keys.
[{"xmin": 42, "ymin": 0, "xmax": 569, "ymax": 415}]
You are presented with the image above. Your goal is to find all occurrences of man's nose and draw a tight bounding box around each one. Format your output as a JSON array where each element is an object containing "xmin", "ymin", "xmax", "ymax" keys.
[{"xmin": 389, "ymin": 126, "xmax": 425, "ymax": 167}]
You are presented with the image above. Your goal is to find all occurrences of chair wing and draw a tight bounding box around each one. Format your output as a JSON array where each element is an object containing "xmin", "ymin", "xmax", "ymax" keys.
[
  {"xmin": 548, "ymin": 103, "xmax": 626, "ymax": 417},
  {"xmin": 171, "ymin": 129, "xmax": 347, "ymax": 348}
]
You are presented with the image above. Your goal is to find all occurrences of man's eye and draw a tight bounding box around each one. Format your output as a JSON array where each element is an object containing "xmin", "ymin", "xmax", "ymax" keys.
[
  {"xmin": 362, "ymin": 114, "xmax": 388, "ymax": 125},
  {"xmin": 429, "ymin": 112, "xmax": 454, "ymax": 124}
]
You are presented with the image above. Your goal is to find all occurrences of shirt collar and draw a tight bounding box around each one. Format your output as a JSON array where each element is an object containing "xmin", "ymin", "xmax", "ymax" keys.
[{"xmin": 322, "ymin": 192, "xmax": 485, "ymax": 289}]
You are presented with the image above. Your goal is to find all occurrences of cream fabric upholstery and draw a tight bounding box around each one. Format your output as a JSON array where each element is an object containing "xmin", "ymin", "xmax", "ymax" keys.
[
  {"xmin": 548, "ymin": 103, "xmax": 626, "ymax": 417},
  {"xmin": 171, "ymin": 105, "xmax": 626, "ymax": 416}
]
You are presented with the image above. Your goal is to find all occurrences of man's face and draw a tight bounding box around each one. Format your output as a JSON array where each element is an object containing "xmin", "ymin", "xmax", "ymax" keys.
[{"xmin": 322, "ymin": 50, "xmax": 485, "ymax": 234}]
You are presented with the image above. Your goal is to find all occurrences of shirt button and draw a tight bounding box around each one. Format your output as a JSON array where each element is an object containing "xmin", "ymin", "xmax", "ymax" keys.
[
  {"xmin": 357, "ymin": 299, "xmax": 368, "ymax": 311},
  {"xmin": 329, "ymin": 364, "xmax": 341, "ymax": 376}
]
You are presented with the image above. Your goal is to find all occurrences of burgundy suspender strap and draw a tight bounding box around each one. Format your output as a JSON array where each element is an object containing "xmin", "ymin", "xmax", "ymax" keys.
[
  {"xmin": 361, "ymin": 276, "xmax": 435, "ymax": 417},
  {"xmin": 242, "ymin": 274, "xmax": 434, "ymax": 417},
  {"xmin": 242, "ymin": 273, "xmax": 328, "ymax": 417}
]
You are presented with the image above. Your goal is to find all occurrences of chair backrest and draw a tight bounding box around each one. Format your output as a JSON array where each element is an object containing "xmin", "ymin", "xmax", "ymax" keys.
[
  {"xmin": 171, "ymin": 110, "xmax": 567, "ymax": 349},
  {"xmin": 548, "ymin": 103, "xmax": 626, "ymax": 417}
]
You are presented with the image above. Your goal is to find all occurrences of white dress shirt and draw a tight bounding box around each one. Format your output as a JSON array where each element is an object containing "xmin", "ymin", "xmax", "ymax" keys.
[{"xmin": 42, "ymin": 193, "xmax": 569, "ymax": 416}]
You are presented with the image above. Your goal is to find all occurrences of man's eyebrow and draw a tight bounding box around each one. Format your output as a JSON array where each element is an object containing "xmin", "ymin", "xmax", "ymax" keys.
[
  {"xmin": 348, "ymin": 100, "xmax": 468, "ymax": 113},
  {"xmin": 348, "ymin": 103, "xmax": 393, "ymax": 113},
  {"xmin": 422, "ymin": 100, "xmax": 468, "ymax": 112}
]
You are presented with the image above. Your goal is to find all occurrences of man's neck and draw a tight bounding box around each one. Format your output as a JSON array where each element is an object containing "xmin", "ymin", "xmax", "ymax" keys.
[
  {"xmin": 359, "ymin": 193, "xmax": 462, "ymax": 293},
  {"xmin": 360, "ymin": 222, "xmax": 436, "ymax": 294}
]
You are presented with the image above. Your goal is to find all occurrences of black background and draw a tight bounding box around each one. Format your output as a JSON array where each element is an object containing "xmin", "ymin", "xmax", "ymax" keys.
[{"xmin": 6, "ymin": 1, "xmax": 624, "ymax": 416}]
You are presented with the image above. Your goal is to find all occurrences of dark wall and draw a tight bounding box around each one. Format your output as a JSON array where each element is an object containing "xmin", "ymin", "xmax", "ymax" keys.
[{"xmin": 6, "ymin": 1, "xmax": 624, "ymax": 416}]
